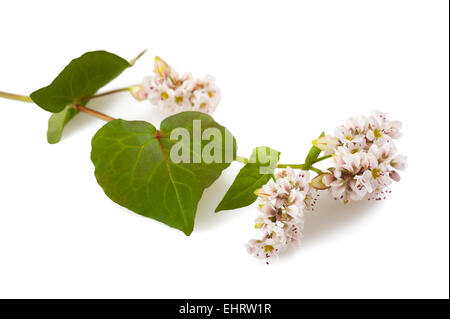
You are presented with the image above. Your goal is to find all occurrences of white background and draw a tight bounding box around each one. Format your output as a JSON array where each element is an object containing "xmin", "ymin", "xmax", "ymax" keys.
[{"xmin": 0, "ymin": 0, "xmax": 448, "ymax": 299}]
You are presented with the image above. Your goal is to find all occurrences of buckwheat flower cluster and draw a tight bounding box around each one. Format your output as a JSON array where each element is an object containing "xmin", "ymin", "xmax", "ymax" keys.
[
  {"xmin": 311, "ymin": 111, "xmax": 407, "ymax": 203},
  {"xmin": 246, "ymin": 168, "xmax": 316, "ymax": 261},
  {"xmin": 141, "ymin": 57, "xmax": 220, "ymax": 115}
]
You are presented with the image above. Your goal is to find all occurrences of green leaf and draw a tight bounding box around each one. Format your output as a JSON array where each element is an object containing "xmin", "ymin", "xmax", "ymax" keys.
[
  {"xmin": 47, "ymin": 105, "xmax": 79, "ymax": 144},
  {"xmin": 129, "ymin": 49, "xmax": 147, "ymax": 66},
  {"xmin": 304, "ymin": 132, "xmax": 324, "ymax": 169},
  {"xmin": 31, "ymin": 50, "xmax": 145, "ymax": 143},
  {"xmin": 91, "ymin": 111, "xmax": 236, "ymax": 235},
  {"xmin": 30, "ymin": 50, "xmax": 136, "ymax": 113},
  {"xmin": 215, "ymin": 146, "xmax": 280, "ymax": 213}
]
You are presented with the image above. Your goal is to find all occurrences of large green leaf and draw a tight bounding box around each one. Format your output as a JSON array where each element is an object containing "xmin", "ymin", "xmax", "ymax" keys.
[
  {"xmin": 31, "ymin": 50, "xmax": 145, "ymax": 143},
  {"xmin": 47, "ymin": 105, "xmax": 79, "ymax": 144},
  {"xmin": 30, "ymin": 50, "xmax": 137, "ymax": 113},
  {"xmin": 215, "ymin": 146, "xmax": 280, "ymax": 213},
  {"xmin": 91, "ymin": 111, "xmax": 236, "ymax": 235}
]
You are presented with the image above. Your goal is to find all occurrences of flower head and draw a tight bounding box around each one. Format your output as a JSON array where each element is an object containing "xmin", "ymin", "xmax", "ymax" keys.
[
  {"xmin": 142, "ymin": 57, "xmax": 221, "ymax": 115},
  {"xmin": 247, "ymin": 168, "xmax": 316, "ymax": 262},
  {"xmin": 310, "ymin": 111, "xmax": 407, "ymax": 203}
]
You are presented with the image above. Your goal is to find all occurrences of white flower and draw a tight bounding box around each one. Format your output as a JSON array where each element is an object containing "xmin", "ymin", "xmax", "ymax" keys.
[
  {"xmin": 368, "ymin": 110, "xmax": 403, "ymax": 140},
  {"xmin": 310, "ymin": 110, "xmax": 406, "ymax": 203},
  {"xmin": 141, "ymin": 57, "xmax": 221, "ymax": 115},
  {"xmin": 247, "ymin": 168, "xmax": 316, "ymax": 262}
]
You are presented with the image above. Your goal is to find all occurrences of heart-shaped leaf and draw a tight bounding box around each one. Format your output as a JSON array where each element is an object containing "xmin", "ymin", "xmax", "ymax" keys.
[
  {"xmin": 91, "ymin": 111, "xmax": 236, "ymax": 235},
  {"xmin": 215, "ymin": 146, "xmax": 280, "ymax": 212}
]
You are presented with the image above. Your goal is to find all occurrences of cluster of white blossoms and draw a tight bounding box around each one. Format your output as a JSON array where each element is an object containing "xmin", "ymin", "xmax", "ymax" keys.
[
  {"xmin": 140, "ymin": 57, "xmax": 221, "ymax": 115},
  {"xmin": 246, "ymin": 168, "xmax": 317, "ymax": 262},
  {"xmin": 311, "ymin": 111, "xmax": 407, "ymax": 203}
]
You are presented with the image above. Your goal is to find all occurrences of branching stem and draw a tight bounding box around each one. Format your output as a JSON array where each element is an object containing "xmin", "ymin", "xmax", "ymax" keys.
[
  {"xmin": 312, "ymin": 155, "xmax": 332, "ymax": 163},
  {"xmin": 1, "ymin": 89, "xmax": 119, "ymax": 121},
  {"xmin": 234, "ymin": 151, "xmax": 331, "ymax": 173},
  {"xmin": 73, "ymin": 104, "xmax": 115, "ymax": 122},
  {"xmin": 2, "ymin": 89, "xmax": 332, "ymax": 170},
  {"xmin": 82, "ymin": 87, "xmax": 132, "ymax": 100}
]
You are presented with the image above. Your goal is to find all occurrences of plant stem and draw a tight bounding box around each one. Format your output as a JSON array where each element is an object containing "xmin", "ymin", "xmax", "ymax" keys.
[
  {"xmin": 82, "ymin": 87, "xmax": 131, "ymax": 101},
  {"xmin": 310, "ymin": 167, "xmax": 323, "ymax": 174},
  {"xmin": 73, "ymin": 104, "xmax": 115, "ymax": 122},
  {"xmin": 234, "ymin": 150, "xmax": 332, "ymax": 172},
  {"xmin": 0, "ymin": 91, "xmax": 33, "ymax": 103},
  {"xmin": 275, "ymin": 154, "xmax": 331, "ymax": 169},
  {"xmin": 3, "ymin": 88, "xmax": 332, "ymax": 169},
  {"xmin": 2, "ymin": 86, "xmax": 135, "ymax": 103},
  {"xmin": 276, "ymin": 163, "xmax": 307, "ymax": 169},
  {"xmin": 235, "ymin": 156, "xmax": 248, "ymax": 164},
  {"xmin": 1, "ymin": 89, "xmax": 117, "ymax": 122},
  {"xmin": 312, "ymin": 155, "xmax": 332, "ymax": 163}
]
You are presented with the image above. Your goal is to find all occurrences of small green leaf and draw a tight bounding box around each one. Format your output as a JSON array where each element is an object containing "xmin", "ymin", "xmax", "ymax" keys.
[
  {"xmin": 129, "ymin": 49, "xmax": 147, "ymax": 66},
  {"xmin": 215, "ymin": 146, "xmax": 280, "ymax": 213},
  {"xmin": 304, "ymin": 132, "xmax": 324, "ymax": 169},
  {"xmin": 32, "ymin": 50, "xmax": 145, "ymax": 143},
  {"xmin": 91, "ymin": 111, "xmax": 236, "ymax": 235},
  {"xmin": 30, "ymin": 50, "xmax": 143, "ymax": 113},
  {"xmin": 47, "ymin": 105, "xmax": 79, "ymax": 144}
]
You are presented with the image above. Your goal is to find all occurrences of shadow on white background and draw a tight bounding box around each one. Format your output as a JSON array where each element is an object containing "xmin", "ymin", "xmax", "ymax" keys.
[
  {"xmin": 303, "ymin": 194, "xmax": 379, "ymax": 245},
  {"xmin": 280, "ymin": 194, "xmax": 380, "ymax": 260},
  {"xmin": 194, "ymin": 166, "xmax": 242, "ymax": 232},
  {"xmin": 59, "ymin": 94, "xmax": 120, "ymax": 141},
  {"xmin": 195, "ymin": 163, "xmax": 381, "ymax": 256}
]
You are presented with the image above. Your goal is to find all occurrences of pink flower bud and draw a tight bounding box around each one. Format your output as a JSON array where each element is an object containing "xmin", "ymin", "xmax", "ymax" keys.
[
  {"xmin": 389, "ymin": 170, "xmax": 401, "ymax": 182},
  {"xmin": 310, "ymin": 172, "xmax": 335, "ymax": 190},
  {"xmin": 129, "ymin": 85, "xmax": 148, "ymax": 101}
]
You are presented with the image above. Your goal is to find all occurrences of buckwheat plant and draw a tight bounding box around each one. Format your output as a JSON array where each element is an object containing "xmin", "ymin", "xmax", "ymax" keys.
[{"xmin": 0, "ymin": 50, "xmax": 406, "ymax": 263}]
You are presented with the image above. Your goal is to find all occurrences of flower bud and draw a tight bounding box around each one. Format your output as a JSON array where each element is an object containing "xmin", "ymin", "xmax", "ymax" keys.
[
  {"xmin": 310, "ymin": 172, "xmax": 335, "ymax": 190},
  {"xmin": 312, "ymin": 136, "xmax": 328, "ymax": 150},
  {"xmin": 154, "ymin": 56, "xmax": 170, "ymax": 78},
  {"xmin": 312, "ymin": 135, "xmax": 338, "ymax": 155},
  {"xmin": 389, "ymin": 170, "xmax": 401, "ymax": 182},
  {"xmin": 129, "ymin": 85, "xmax": 148, "ymax": 101},
  {"xmin": 254, "ymin": 188, "xmax": 272, "ymax": 198}
]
